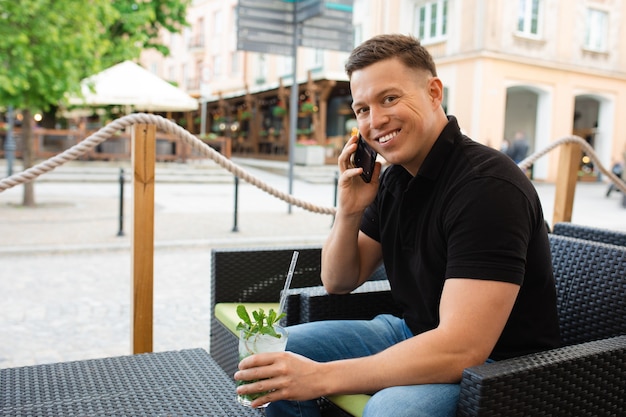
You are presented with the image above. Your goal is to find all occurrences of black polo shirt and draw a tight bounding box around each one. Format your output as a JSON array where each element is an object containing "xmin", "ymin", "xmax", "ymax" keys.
[{"xmin": 360, "ymin": 117, "xmax": 560, "ymax": 360}]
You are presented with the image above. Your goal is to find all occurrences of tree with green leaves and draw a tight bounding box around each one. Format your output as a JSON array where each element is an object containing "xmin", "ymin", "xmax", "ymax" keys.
[{"xmin": 0, "ymin": 0, "xmax": 190, "ymax": 206}]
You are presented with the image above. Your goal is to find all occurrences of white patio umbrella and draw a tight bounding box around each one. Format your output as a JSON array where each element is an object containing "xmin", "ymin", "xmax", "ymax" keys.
[{"xmin": 68, "ymin": 61, "xmax": 198, "ymax": 112}]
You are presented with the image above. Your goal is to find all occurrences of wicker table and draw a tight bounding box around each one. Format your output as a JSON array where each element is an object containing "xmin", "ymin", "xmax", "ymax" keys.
[{"xmin": 0, "ymin": 348, "xmax": 261, "ymax": 416}]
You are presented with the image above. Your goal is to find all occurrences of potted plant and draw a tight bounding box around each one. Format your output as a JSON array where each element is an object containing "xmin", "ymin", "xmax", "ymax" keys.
[
  {"xmin": 240, "ymin": 110, "xmax": 252, "ymax": 121},
  {"xmin": 272, "ymin": 101, "xmax": 287, "ymax": 117},
  {"xmin": 300, "ymin": 100, "xmax": 317, "ymax": 114}
]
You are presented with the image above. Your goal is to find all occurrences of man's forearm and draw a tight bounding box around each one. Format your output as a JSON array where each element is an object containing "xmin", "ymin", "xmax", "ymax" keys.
[
  {"xmin": 317, "ymin": 331, "xmax": 471, "ymax": 397},
  {"xmin": 321, "ymin": 210, "xmax": 364, "ymax": 294}
]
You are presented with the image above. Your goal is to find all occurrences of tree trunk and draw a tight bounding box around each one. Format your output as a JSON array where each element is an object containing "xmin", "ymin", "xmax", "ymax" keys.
[
  {"xmin": 41, "ymin": 106, "xmax": 58, "ymax": 129},
  {"xmin": 21, "ymin": 109, "xmax": 36, "ymax": 207}
]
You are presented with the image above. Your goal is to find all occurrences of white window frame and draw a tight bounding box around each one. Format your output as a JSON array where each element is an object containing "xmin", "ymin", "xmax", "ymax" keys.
[
  {"xmin": 516, "ymin": 0, "xmax": 542, "ymax": 38},
  {"xmin": 256, "ymin": 54, "xmax": 267, "ymax": 84},
  {"xmin": 280, "ymin": 56, "xmax": 293, "ymax": 78},
  {"xmin": 231, "ymin": 52, "xmax": 240, "ymax": 75},
  {"xmin": 213, "ymin": 10, "xmax": 223, "ymax": 36},
  {"xmin": 584, "ymin": 8, "xmax": 608, "ymax": 52},
  {"xmin": 213, "ymin": 54, "xmax": 222, "ymax": 78},
  {"xmin": 414, "ymin": 0, "xmax": 448, "ymax": 44}
]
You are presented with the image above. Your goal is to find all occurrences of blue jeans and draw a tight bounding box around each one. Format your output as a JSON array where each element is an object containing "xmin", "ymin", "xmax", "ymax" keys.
[{"xmin": 265, "ymin": 314, "xmax": 460, "ymax": 417}]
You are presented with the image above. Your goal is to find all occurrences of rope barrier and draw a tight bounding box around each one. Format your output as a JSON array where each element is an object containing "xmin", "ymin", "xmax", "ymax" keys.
[
  {"xmin": 1, "ymin": 113, "xmax": 625, "ymax": 207},
  {"xmin": 518, "ymin": 134, "xmax": 626, "ymax": 194},
  {"xmin": 0, "ymin": 113, "xmax": 336, "ymax": 215}
]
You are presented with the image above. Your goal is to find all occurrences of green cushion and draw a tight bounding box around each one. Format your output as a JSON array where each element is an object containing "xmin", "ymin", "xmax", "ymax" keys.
[
  {"xmin": 327, "ymin": 394, "xmax": 369, "ymax": 417},
  {"xmin": 214, "ymin": 303, "xmax": 280, "ymax": 335},
  {"xmin": 214, "ymin": 302, "xmax": 369, "ymax": 417}
]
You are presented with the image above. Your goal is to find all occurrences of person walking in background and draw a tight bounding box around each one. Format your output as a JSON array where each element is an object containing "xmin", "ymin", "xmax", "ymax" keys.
[
  {"xmin": 500, "ymin": 138, "xmax": 510, "ymax": 154},
  {"xmin": 506, "ymin": 131, "xmax": 530, "ymax": 163},
  {"xmin": 606, "ymin": 153, "xmax": 625, "ymax": 197}
]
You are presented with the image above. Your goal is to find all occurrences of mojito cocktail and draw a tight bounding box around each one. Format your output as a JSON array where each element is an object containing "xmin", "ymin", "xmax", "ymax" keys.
[{"xmin": 237, "ymin": 325, "xmax": 288, "ymax": 407}]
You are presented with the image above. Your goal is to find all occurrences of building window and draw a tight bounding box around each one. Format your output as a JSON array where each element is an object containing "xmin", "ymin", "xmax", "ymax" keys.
[
  {"xmin": 231, "ymin": 52, "xmax": 240, "ymax": 74},
  {"xmin": 181, "ymin": 63, "xmax": 188, "ymax": 88},
  {"xmin": 314, "ymin": 49, "xmax": 323, "ymax": 67},
  {"xmin": 414, "ymin": 0, "xmax": 447, "ymax": 43},
  {"xmin": 213, "ymin": 10, "xmax": 223, "ymax": 36},
  {"xmin": 213, "ymin": 55, "xmax": 222, "ymax": 77},
  {"xmin": 193, "ymin": 18, "xmax": 204, "ymax": 48},
  {"xmin": 281, "ymin": 56, "xmax": 293, "ymax": 77},
  {"xmin": 585, "ymin": 8, "xmax": 608, "ymax": 52},
  {"xmin": 182, "ymin": 27, "xmax": 192, "ymax": 50},
  {"xmin": 256, "ymin": 54, "xmax": 267, "ymax": 84},
  {"xmin": 517, "ymin": 0, "xmax": 541, "ymax": 37}
]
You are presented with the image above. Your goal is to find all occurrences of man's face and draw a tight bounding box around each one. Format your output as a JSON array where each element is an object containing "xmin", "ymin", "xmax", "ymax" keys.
[{"xmin": 350, "ymin": 57, "xmax": 444, "ymax": 176}]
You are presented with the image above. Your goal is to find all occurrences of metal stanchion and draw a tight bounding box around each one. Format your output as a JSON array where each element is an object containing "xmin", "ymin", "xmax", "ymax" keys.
[
  {"xmin": 232, "ymin": 176, "xmax": 239, "ymax": 232},
  {"xmin": 117, "ymin": 168, "xmax": 125, "ymax": 236},
  {"xmin": 4, "ymin": 106, "xmax": 15, "ymax": 177}
]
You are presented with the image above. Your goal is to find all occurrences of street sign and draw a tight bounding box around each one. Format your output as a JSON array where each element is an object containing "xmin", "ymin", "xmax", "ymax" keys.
[
  {"xmin": 319, "ymin": 1, "xmax": 353, "ymax": 20},
  {"xmin": 300, "ymin": 26, "xmax": 351, "ymax": 41},
  {"xmin": 238, "ymin": 4, "xmax": 294, "ymax": 23},
  {"xmin": 296, "ymin": 0, "xmax": 324, "ymax": 22},
  {"xmin": 237, "ymin": 39, "xmax": 293, "ymax": 56},
  {"xmin": 237, "ymin": 0, "xmax": 354, "ymax": 55},
  {"xmin": 238, "ymin": 0, "xmax": 293, "ymax": 12},
  {"xmin": 303, "ymin": 15, "xmax": 352, "ymax": 30},
  {"xmin": 240, "ymin": 28, "xmax": 294, "ymax": 45},
  {"xmin": 300, "ymin": 37, "xmax": 353, "ymax": 52},
  {"xmin": 238, "ymin": 17, "xmax": 295, "ymax": 34}
]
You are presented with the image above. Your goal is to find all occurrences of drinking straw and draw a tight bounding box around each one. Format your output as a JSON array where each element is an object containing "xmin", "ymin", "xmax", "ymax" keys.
[{"xmin": 278, "ymin": 251, "xmax": 299, "ymax": 316}]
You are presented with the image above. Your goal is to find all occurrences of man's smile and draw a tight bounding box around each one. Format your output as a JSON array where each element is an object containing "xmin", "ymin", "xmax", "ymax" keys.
[{"xmin": 377, "ymin": 130, "xmax": 400, "ymax": 144}]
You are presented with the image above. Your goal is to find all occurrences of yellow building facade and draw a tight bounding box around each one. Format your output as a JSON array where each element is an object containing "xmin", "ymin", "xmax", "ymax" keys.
[{"xmin": 141, "ymin": 0, "xmax": 626, "ymax": 181}]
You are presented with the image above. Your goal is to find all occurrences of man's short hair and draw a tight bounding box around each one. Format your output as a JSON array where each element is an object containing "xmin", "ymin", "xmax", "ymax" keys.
[{"xmin": 345, "ymin": 34, "xmax": 438, "ymax": 78}]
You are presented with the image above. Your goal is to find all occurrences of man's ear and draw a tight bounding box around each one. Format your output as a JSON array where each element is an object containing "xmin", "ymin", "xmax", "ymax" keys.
[{"xmin": 428, "ymin": 77, "xmax": 444, "ymax": 106}]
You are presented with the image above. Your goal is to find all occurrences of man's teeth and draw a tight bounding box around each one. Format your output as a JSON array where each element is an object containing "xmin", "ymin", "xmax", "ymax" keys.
[{"xmin": 379, "ymin": 132, "xmax": 396, "ymax": 144}]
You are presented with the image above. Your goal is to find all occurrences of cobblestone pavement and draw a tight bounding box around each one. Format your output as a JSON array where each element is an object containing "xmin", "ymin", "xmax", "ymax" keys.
[{"xmin": 0, "ymin": 158, "xmax": 624, "ymax": 369}]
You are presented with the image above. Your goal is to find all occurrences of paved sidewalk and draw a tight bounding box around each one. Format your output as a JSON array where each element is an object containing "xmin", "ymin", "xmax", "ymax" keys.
[
  {"xmin": 0, "ymin": 158, "xmax": 624, "ymax": 369},
  {"xmin": 0, "ymin": 158, "xmax": 338, "ymax": 253}
]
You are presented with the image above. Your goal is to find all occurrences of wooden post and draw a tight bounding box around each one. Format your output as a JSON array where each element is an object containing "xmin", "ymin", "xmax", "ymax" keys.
[
  {"xmin": 131, "ymin": 123, "xmax": 156, "ymax": 354},
  {"xmin": 553, "ymin": 141, "xmax": 581, "ymax": 225}
]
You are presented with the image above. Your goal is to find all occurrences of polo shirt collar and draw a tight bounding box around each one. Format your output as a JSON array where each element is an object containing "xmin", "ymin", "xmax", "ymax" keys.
[
  {"xmin": 416, "ymin": 116, "xmax": 461, "ymax": 182},
  {"xmin": 380, "ymin": 116, "xmax": 462, "ymax": 193}
]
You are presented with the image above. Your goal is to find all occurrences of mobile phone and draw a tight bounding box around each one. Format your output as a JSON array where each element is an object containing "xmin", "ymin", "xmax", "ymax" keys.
[{"xmin": 351, "ymin": 134, "xmax": 377, "ymax": 183}]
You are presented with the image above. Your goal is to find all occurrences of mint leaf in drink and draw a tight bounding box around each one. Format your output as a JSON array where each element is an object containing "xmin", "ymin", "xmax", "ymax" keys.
[
  {"xmin": 236, "ymin": 305, "xmax": 286, "ymax": 340},
  {"xmin": 236, "ymin": 305, "xmax": 252, "ymax": 326}
]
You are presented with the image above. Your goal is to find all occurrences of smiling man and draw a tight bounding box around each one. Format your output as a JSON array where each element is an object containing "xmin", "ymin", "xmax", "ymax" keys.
[{"xmin": 235, "ymin": 34, "xmax": 561, "ymax": 417}]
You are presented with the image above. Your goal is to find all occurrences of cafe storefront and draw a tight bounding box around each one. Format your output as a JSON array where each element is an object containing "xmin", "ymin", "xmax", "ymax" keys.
[{"xmin": 199, "ymin": 72, "xmax": 355, "ymax": 163}]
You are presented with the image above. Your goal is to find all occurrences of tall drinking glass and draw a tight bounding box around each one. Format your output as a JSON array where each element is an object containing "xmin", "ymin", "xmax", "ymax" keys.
[{"xmin": 237, "ymin": 325, "xmax": 288, "ymax": 408}]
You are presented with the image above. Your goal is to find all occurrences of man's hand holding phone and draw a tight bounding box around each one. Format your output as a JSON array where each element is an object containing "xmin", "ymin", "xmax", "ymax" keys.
[
  {"xmin": 334, "ymin": 134, "xmax": 381, "ymax": 217},
  {"xmin": 350, "ymin": 134, "xmax": 378, "ymax": 183}
]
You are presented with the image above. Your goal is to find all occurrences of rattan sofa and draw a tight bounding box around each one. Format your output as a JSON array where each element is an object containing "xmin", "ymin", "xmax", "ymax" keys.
[
  {"xmin": 552, "ymin": 222, "xmax": 626, "ymax": 247},
  {"xmin": 209, "ymin": 234, "xmax": 626, "ymax": 416}
]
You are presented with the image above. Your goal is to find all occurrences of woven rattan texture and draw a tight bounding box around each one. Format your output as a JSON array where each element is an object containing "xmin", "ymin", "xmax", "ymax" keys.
[
  {"xmin": 552, "ymin": 222, "xmax": 626, "ymax": 247},
  {"xmin": 211, "ymin": 246, "xmax": 323, "ymax": 304},
  {"xmin": 458, "ymin": 335, "xmax": 626, "ymax": 416},
  {"xmin": 549, "ymin": 234, "xmax": 626, "ymax": 346},
  {"xmin": 0, "ymin": 348, "xmax": 261, "ymax": 416},
  {"xmin": 210, "ymin": 317, "xmax": 240, "ymax": 378},
  {"xmin": 297, "ymin": 280, "xmax": 401, "ymax": 323}
]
